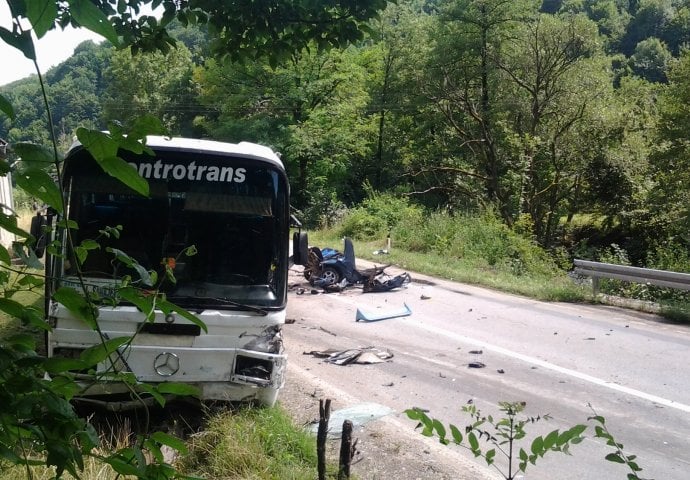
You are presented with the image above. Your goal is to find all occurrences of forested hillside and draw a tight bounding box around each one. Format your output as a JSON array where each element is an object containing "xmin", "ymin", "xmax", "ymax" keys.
[{"xmin": 2, "ymin": 0, "xmax": 689, "ymax": 271}]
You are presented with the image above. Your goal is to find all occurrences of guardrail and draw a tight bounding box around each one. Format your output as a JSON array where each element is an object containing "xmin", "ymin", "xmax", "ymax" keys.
[{"xmin": 573, "ymin": 259, "xmax": 690, "ymax": 295}]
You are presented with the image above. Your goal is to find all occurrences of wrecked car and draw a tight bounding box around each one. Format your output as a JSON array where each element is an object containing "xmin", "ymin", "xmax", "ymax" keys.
[{"xmin": 305, "ymin": 238, "xmax": 410, "ymax": 292}]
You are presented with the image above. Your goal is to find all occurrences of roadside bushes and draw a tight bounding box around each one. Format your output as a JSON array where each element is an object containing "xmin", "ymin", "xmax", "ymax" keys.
[
  {"xmin": 336, "ymin": 192, "xmax": 423, "ymax": 240},
  {"xmin": 336, "ymin": 194, "xmax": 560, "ymax": 278}
]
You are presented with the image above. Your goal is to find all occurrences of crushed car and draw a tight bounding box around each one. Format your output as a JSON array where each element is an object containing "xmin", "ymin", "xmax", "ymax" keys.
[{"xmin": 304, "ymin": 237, "xmax": 410, "ymax": 293}]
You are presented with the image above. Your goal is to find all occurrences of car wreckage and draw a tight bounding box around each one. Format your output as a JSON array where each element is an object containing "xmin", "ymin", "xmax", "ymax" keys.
[{"xmin": 304, "ymin": 238, "xmax": 410, "ymax": 293}]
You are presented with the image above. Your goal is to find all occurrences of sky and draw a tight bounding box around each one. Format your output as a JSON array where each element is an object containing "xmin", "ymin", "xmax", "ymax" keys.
[
  {"xmin": 0, "ymin": 3, "xmax": 106, "ymax": 87},
  {"xmin": 1, "ymin": 3, "xmax": 161, "ymax": 87}
]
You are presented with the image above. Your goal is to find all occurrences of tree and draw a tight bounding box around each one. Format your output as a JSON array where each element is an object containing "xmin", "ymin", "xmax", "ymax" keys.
[
  {"xmin": 195, "ymin": 45, "xmax": 376, "ymax": 220},
  {"xmin": 410, "ymin": 0, "xmax": 537, "ymax": 218},
  {"xmin": 500, "ymin": 13, "xmax": 614, "ymax": 245},
  {"xmin": 630, "ymin": 36, "xmax": 673, "ymax": 82},
  {"xmin": 648, "ymin": 49, "xmax": 690, "ymax": 246},
  {"xmin": 102, "ymin": 44, "xmax": 198, "ymax": 134},
  {"xmin": 618, "ymin": 0, "xmax": 674, "ymax": 56}
]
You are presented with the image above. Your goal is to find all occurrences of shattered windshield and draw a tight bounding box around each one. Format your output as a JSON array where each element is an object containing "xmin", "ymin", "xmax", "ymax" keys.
[{"xmin": 62, "ymin": 151, "xmax": 289, "ymax": 309}]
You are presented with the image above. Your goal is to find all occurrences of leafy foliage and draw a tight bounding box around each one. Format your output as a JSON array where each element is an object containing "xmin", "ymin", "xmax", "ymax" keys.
[
  {"xmin": 406, "ymin": 402, "xmax": 587, "ymax": 480},
  {"xmin": 407, "ymin": 401, "xmax": 651, "ymax": 480}
]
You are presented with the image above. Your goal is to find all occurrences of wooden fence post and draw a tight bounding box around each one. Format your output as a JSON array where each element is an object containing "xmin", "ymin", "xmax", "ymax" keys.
[
  {"xmin": 317, "ymin": 399, "xmax": 331, "ymax": 480},
  {"xmin": 338, "ymin": 419, "xmax": 354, "ymax": 479}
]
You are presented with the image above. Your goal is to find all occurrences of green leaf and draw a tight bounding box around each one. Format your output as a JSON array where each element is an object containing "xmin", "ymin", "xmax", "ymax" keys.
[
  {"xmin": 605, "ymin": 453, "xmax": 626, "ymax": 464},
  {"xmin": 0, "ymin": 27, "xmax": 36, "ymax": 60},
  {"xmin": 0, "ymin": 94, "xmax": 15, "ymax": 120},
  {"xmin": 6, "ymin": 333, "xmax": 36, "ymax": 351},
  {"xmin": 468, "ymin": 431, "xmax": 480, "ymax": 453},
  {"xmin": 543, "ymin": 429, "xmax": 560, "ymax": 450},
  {"xmin": 157, "ymin": 298, "xmax": 208, "ymax": 333},
  {"xmin": 100, "ymin": 156, "xmax": 149, "ymax": 197},
  {"xmin": 14, "ymin": 169, "xmax": 63, "ymax": 214},
  {"xmin": 0, "ymin": 211, "xmax": 29, "ymax": 238},
  {"xmin": 432, "ymin": 419, "xmax": 446, "ymax": 440},
  {"xmin": 118, "ymin": 286, "xmax": 156, "ymax": 321},
  {"xmin": 67, "ymin": 0, "xmax": 119, "ymax": 45},
  {"xmin": 27, "ymin": 0, "xmax": 58, "ymax": 38},
  {"xmin": 108, "ymin": 249, "xmax": 153, "ymax": 286},
  {"xmin": 44, "ymin": 356, "xmax": 89, "ymax": 373},
  {"xmin": 75, "ymin": 129, "xmax": 150, "ymax": 196},
  {"xmin": 13, "ymin": 142, "xmax": 56, "ymax": 169},
  {"xmin": 137, "ymin": 383, "xmax": 168, "ymax": 407},
  {"xmin": 49, "ymin": 374, "xmax": 83, "ymax": 400},
  {"xmin": 53, "ymin": 287, "xmax": 98, "ymax": 329},
  {"xmin": 449, "ymin": 424, "xmax": 463, "ymax": 444},
  {"xmin": 122, "ymin": 114, "xmax": 168, "ymax": 145},
  {"xmin": 150, "ymin": 431, "xmax": 189, "ymax": 454},
  {"xmin": 589, "ymin": 415, "xmax": 606, "ymax": 425},
  {"xmin": 405, "ymin": 409, "xmax": 422, "ymax": 420},
  {"xmin": 519, "ymin": 448, "xmax": 528, "ymax": 461},
  {"xmin": 0, "ymin": 301, "xmax": 45, "ymax": 331},
  {"xmin": 80, "ymin": 239, "xmax": 100, "ymax": 250},
  {"xmin": 485, "ymin": 448, "xmax": 496, "ymax": 465},
  {"xmin": 12, "ymin": 241, "xmax": 43, "ymax": 269},
  {"xmin": 76, "ymin": 128, "xmax": 119, "ymax": 160},
  {"xmin": 531, "ymin": 435, "xmax": 544, "ymax": 455},
  {"xmin": 80, "ymin": 336, "xmax": 129, "ymax": 366},
  {"xmin": 104, "ymin": 456, "xmax": 141, "ymax": 476}
]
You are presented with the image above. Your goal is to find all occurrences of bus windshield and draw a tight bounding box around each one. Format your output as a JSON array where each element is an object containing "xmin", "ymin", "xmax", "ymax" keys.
[{"xmin": 62, "ymin": 149, "xmax": 289, "ymax": 309}]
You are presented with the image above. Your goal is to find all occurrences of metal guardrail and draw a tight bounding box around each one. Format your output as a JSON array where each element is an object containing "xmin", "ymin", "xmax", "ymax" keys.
[{"xmin": 573, "ymin": 259, "xmax": 690, "ymax": 294}]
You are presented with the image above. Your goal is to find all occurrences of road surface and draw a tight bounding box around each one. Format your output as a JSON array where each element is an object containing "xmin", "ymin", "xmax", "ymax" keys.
[{"xmin": 282, "ymin": 265, "xmax": 690, "ymax": 480}]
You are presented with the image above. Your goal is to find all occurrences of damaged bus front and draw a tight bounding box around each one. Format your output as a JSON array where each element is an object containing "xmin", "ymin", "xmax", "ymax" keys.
[{"xmin": 40, "ymin": 136, "xmax": 302, "ymax": 407}]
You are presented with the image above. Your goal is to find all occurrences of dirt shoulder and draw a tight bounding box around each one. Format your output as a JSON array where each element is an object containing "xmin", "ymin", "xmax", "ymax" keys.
[{"xmin": 279, "ymin": 364, "xmax": 497, "ymax": 480}]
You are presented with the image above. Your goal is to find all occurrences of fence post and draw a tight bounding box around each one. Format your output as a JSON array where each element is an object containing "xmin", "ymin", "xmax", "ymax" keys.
[
  {"xmin": 317, "ymin": 399, "xmax": 331, "ymax": 480},
  {"xmin": 338, "ymin": 420, "xmax": 354, "ymax": 479}
]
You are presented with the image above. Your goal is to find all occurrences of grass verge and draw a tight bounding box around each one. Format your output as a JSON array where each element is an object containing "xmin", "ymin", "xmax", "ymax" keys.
[{"xmin": 179, "ymin": 406, "xmax": 323, "ymax": 480}]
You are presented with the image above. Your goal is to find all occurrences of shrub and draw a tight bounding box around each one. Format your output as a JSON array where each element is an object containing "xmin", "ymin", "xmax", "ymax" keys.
[
  {"xmin": 337, "ymin": 192, "xmax": 424, "ymax": 241},
  {"xmin": 337, "ymin": 207, "xmax": 387, "ymax": 239}
]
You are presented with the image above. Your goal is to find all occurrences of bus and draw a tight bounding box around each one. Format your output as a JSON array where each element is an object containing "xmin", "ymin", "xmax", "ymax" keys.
[{"xmin": 36, "ymin": 136, "xmax": 307, "ymax": 408}]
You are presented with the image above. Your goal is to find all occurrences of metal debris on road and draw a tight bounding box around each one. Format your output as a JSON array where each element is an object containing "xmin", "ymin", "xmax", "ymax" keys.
[
  {"xmin": 355, "ymin": 303, "xmax": 412, "ymax": 322},
  {"xmin": 305, "ymin": 347, "xmax": 394, "ymax": 365},
  {"xmin": 468, "ymin": 362, "xmax": 486, "ymax": 368}
]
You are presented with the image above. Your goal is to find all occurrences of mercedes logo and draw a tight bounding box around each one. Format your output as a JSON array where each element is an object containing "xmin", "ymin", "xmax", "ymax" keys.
[{"xmin": 154, "ymin": 352, "xmax": 180, "ymax": 376}]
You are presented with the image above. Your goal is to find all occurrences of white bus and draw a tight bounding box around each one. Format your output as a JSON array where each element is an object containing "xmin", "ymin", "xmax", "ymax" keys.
[{"xmin": 36, "ymin": 136, "xmax": 307, "ymax": 408}]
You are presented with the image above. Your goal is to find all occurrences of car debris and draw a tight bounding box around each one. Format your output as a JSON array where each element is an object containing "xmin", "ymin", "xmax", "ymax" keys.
[
  {"xmin": 355, "ymin": 303, "xmax": 412, "ymax": 322},
  {"xmin": 310, "ymin": 402, "xmax": 394, "ymax": 437},
  {"xmin": 362, "ymin": 272, "xmax": 410, "ymax": 293},
  {"xmin": 468, "ymin": 362, "xmax": 486, "ymax": 368},
  {"xmin": 305, "ymin": 347, "xmax": 394, "ymax": 365}
]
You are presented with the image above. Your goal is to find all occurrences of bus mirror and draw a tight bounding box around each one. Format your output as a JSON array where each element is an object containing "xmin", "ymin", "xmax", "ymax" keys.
[
  {"xmin": 292, "ymin": 231, "xmax": 309, "ymax": 266},
  {"xmin": 29, "ymin": 214, "xmax": 47, "ymax": 258}
]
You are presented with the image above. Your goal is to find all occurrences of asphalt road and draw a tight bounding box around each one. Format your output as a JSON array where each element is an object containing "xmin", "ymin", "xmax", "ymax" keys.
[{"xmin": 283, "ymin": 264, "xmax": 690, "ymax": 480}]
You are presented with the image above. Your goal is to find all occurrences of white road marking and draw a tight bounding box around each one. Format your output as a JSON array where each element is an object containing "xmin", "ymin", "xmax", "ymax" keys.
[
  {"xmin": 328, "ymin": 291, "xmax": 690, "ymax": 413},
  {"xmin": 399, "ymin": 317, "xmax": 690, "ymax": 414}
]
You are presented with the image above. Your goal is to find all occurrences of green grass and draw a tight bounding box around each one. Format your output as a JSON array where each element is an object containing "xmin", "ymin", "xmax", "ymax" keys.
[{"xmin": 178, "ymin": 406, "xmax": 323, "ymax": 480}]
